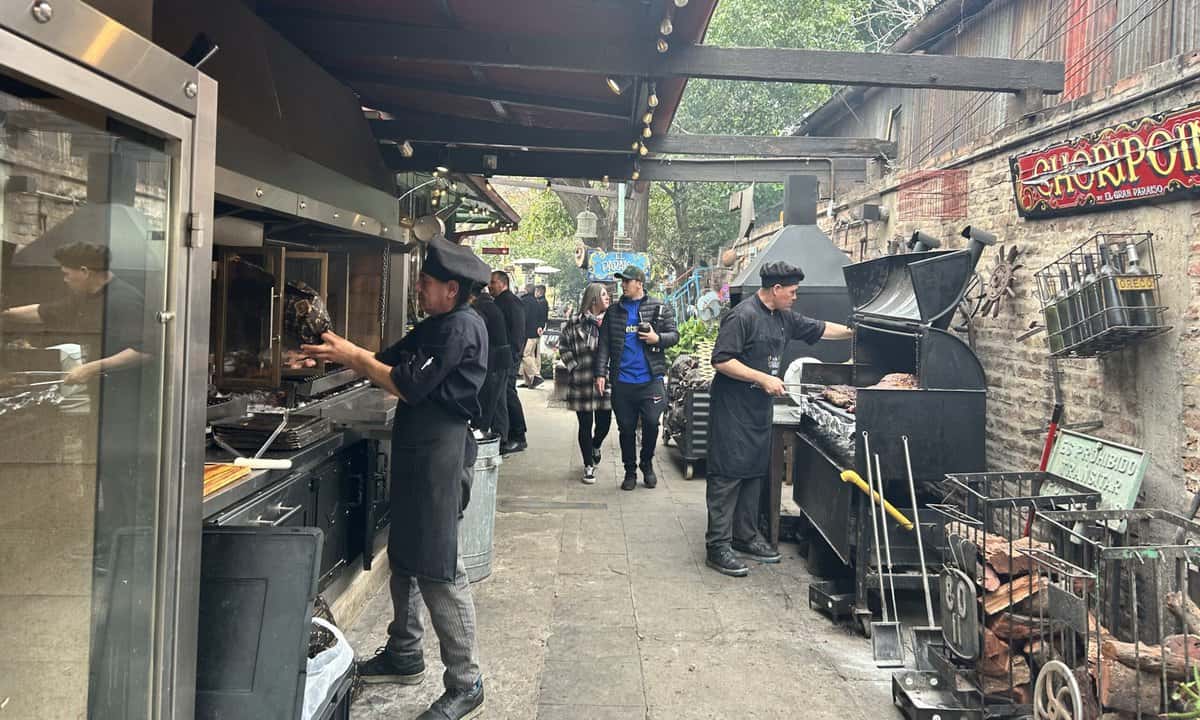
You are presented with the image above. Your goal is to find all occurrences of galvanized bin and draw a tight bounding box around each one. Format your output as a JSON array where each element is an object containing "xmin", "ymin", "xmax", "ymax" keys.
[{"xmin": 459, "ymin": 434, "xmax": 502, "ymax": 583}]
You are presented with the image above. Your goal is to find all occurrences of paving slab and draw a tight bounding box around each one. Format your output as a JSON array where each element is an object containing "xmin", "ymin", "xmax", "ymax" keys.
[{"xmin": 348, "ymin": 385, "xmax": 902, "ymax": 720}]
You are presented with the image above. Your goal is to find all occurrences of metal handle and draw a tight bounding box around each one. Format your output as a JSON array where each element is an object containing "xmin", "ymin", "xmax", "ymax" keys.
[
  {"xmin": 903, "ymin": 435, "xmax": 937, "ymax": 627},
  {"xmin": 268, "ymin": 288, "xmax": 279, "ymax": 348},
  {"xmin": 249, "ymin": 503, "xmax": 302, "ymax": 526}
]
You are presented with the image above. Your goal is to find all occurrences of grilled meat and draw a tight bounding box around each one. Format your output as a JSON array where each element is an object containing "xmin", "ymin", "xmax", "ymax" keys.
[
  {"xmin": 821, "ymin": 384, "xmax": 858, "ymax": 410},
  {"xmin": 871, "ymin": 372, "xmax": 918, "ymax": 390}
]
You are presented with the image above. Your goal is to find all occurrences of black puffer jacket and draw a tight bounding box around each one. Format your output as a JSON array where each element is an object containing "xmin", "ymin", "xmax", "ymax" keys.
[{"xmin": 593, "ymin": 294, "xmax": 679, "ymax": 381}]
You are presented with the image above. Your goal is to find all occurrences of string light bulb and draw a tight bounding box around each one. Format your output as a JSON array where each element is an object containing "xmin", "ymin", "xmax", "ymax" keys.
[
  {"xmin": 638, "ymin": 143, "xmax": 649, "ymax": 156},
  {"xmin": 648, "ymin": 84, "xmax": 659, "ymax": 108},
  {"xmin": 631, "ymin": 140, "xmax": 641, "ymax": 151},
  {"xmin": 643, "ymin": 111, "xmax": 654, "ymax": 125},
  {"xmin": 656, "ymin": 37, "xmax": 669, "ymax": 53},
  {"xmin": 659, "ymin": 17, "xmax": 673, "ymax": 35},
  {"xmin": 643, "ymin": 126, "xmax": 652, "ymax": 138},
  {"xmin": 631, "ymin": 167, "xmax": 641, "ymax": 181},
  {"xmin": 674, "ymin": 0, "xmax": 688, "ymax": 6}
]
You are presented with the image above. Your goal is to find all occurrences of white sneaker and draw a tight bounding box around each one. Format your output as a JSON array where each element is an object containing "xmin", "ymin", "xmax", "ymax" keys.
[{"xmin": 582, "ymin": 466, "xmax": 596, "ymax": 484}]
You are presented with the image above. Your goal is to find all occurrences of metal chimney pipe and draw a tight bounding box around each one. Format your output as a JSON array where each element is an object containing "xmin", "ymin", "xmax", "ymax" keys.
[{"xmin": 960, "ymin": 226, "xmax": 997, "ymax": 271}]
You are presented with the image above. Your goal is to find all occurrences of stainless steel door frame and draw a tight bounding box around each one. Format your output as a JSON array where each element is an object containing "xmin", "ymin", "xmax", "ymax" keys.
[{"xmin": 0, "ymin": 9, "xmax": 216, "ymax": 720}]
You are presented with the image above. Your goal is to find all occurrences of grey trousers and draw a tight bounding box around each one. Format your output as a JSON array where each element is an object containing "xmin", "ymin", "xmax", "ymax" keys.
[
  {"xmin": 705, "ymin": 473, "xmax": 766, "ymax": 550},
  {"xmin": 386, "ymin": 555, "xmax": 481, "ymax": 690}
]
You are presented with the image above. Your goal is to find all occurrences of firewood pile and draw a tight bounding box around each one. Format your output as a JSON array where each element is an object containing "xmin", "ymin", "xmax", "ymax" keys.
[
  {"xmin": 664, "ymin": 352, "xmax": 715, "ymax": 441},
  {"xmin": 944, "ymin": 520, "xmax": 1200, "ymax": 717}
]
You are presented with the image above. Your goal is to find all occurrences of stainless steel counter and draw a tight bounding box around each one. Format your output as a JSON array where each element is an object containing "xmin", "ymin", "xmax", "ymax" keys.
[{"xmin": 202, "ymin": 431, "xmax": 346, "ymax": 519}]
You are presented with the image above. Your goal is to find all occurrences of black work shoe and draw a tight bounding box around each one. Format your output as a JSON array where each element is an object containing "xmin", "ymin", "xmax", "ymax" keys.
[
  {"xmin": 530, "ymin": 376, "xmax": 545, "ymax": 389},
  {"xmin": 356, "ymin": 647, "xmax": 425, "ymax": 685},
  {"xmin": 732, "ymin": 539, "xmax": 783, "ymax": 564},
  {"xmin": 621, "ymin": 471, "xmax": 637, "ymax": 491},
  {"xmin": 500, "ymin": 440, "xmax": 527, "ymax": 455},
  {"xmin": 592, "ymin": 447, "xmax": 602, "ymax": 465},
  {"xmin": 640, "ymin": 464, "xmax": 658, "ymax": 488},
  {"xmin": 417, "ymin": 679, "xmax": 485, "ymax": 720},
  {"xmin": 705, "ymin": 547, "xmax": 749, "ymax": 577}
]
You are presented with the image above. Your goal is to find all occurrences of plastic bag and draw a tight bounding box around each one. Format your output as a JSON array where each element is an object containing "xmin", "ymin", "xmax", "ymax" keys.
[{"xmin": 302, "ymin": 617, "xmax": 354, "ymax": 720}]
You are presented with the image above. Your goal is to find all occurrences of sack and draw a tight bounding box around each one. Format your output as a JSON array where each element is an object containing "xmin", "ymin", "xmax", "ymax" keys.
[{"xmin": 302, "ymin": 617, "xmax": 354, "ymax": 720}]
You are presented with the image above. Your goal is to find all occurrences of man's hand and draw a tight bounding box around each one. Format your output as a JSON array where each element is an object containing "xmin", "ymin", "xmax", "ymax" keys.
[
  {"xmin": 757, "ymin": 374, "xmax": 786, "ymax": 397},
  {"xmin": 637, "ymin": 327, "xmax": 660, "ymax": 345},
  {"xmin": 65, "ymin": 361, "xmax": 101, "ymax": 385},
  {"xmin": 301, "ymin": 331, "xmax": 366, "ymax": 370},
  {"xmin": 595, "ymin": 376, "xmax": 606, "ymax": 394},
  {"xmin": 537, "ymin": 327, "xmax": 544, "ymax": 336}
]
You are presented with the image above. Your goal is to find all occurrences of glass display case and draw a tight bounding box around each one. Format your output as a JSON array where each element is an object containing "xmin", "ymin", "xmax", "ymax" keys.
[{"xmin": 213, "ymin": 246, "xmax": 285, "ymax": 389}]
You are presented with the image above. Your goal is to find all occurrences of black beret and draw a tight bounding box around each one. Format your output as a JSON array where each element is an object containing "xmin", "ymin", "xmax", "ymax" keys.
[
  {"xmin": 759, "ymin": 260, "xmax": 805, "ymax": 286},
  {"xmin": 423, "ymin": 234, "xmax": 492, "ymax": 285}
]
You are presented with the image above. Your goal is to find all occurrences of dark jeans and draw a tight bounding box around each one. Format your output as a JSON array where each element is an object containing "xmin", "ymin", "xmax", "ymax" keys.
[
  {"xmin": 611, "ymin": 378, "xmax": 666, "ymax": 471},
  {"xmin": 705, "ymin": 473, "xmax": 766, "ymax": 551},
  {"xmin": 575, "ymin": 410, "xmax": 612, "ymax": 467},
  {"xmin": 498, "ymin": 365, "xmax": 526, "ymax": 442}
]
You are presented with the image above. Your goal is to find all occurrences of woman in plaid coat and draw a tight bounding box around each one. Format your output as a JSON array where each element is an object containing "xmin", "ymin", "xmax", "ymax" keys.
[{"xmin": 559, "ymin": 283, "xmax": 612, "ymax": 484}]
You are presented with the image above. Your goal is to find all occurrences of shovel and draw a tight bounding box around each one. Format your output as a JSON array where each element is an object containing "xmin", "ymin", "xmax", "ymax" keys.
[
  {"xmin": 902, "ymin": 435, "xmax": 941, "ymax": 671},
  {"xmin": 863, "ymin": 433, "xmax": 904, "ymax": 667}
]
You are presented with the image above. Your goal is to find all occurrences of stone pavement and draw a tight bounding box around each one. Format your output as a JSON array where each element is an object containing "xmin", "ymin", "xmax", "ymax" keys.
[{"xmin": 347, "ymin": 386, "xmax": 902, "ymax": 719}]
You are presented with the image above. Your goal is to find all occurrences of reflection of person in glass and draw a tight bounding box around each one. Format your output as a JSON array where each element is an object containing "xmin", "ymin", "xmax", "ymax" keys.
[{"xmin": 1, "ymin": 242, "xmax": 148, "ymax": 383}]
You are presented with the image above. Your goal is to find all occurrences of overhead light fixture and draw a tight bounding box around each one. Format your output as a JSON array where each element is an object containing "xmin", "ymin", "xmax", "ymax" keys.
[
  {"xmin": 436, "ymin": 165, "xmax": 450, "ymax": 174},
  {"xmin": 660, "ymin": 17, "xmax": 673, "ymax": 35},
  {"xmin": 606, "ymin": 76, "xmax": 631, "ymax": 95},
  {"xmin": 674, "ymin": 0, "xmax": 688, "ymax": 6},
  {"xmin": 643, "ymin": 126, "xmax": 652, "ymax": 138},
  {"xmin": 656, "ymin": 37, "xmax": 669, "ymax": 53},
  {"xmin": 638, "ymin": 143, "xmax": 649, "ymax": 156},
  {"xmin": 643, "ymin": 111, "xmax": 654, "ymax": 125},
  {"xmin": 648, "ymin": 83, "xmax": 659, "ymax": 108},
  {"xmin": 400, "ymin": 140, "xmax": 414, "ymax": 158},
  {"xmin": 631, "ymin": 140, "xmax": 641, "ymax": 151}
]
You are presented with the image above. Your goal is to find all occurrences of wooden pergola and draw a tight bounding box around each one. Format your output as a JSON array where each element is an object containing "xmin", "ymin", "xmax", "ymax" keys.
[{"xmin": 254, "ymin": 0, "xmax": 1064, "ymax": 183}]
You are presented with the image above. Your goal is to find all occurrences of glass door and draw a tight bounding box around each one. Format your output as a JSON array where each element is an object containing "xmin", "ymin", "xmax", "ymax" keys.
[{"xmin": 0, "ymin": 15, "xmax": 211, "ymax": 720}]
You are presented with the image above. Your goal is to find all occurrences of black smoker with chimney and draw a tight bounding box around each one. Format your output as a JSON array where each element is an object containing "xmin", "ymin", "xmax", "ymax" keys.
[{"xmin": 789, "ymin": 211, "xmax": 994, "ymax": 638}]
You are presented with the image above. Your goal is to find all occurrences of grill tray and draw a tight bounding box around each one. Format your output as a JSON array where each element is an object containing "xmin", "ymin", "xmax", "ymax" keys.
[{"xmin": 213, "ymin": 414, "xmax": 332, "ymax": 452}]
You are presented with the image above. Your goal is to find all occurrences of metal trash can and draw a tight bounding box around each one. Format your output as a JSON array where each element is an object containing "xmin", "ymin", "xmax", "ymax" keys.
[{"xmin": 459, "ymin": 434, "xmax": 502, "ymax": 582}]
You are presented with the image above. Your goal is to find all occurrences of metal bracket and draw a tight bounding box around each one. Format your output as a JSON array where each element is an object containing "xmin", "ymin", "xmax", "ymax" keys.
[{"xmin": 186, "ymin": 211, "xmax": 204, "ymax": 248}]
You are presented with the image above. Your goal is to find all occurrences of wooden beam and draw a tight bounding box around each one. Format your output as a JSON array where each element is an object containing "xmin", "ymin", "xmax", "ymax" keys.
[
  {"xmin": 638, "ymin": 158, "xmax": 866, "ymax": 184},
  {"xmin": 647, "ymin": 134, "xmax": 896, "ymax": 158},
  {"xmin": 270, "ymin": 20, "xmax": 1064, "ymax": 93},
  {"xmin": 384, "ymin": 146, "xmax": 868, "ymax": 185},
  {"xmin": 345, "ymin": 71, "xmax": 630, "ymax": 119},
  {"xmin": 658, "ymin": 46, "xmax": 1064, "ymax": 93},
  {"xmin": 371, "ymin": 114, "xmax": 630, "ymax": 153}
]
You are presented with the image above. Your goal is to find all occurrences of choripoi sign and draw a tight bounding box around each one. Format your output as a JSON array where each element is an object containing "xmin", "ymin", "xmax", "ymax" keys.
[{"xmin": 1009, "ymin": 103, "xmax": 1200, "ymax": 219}]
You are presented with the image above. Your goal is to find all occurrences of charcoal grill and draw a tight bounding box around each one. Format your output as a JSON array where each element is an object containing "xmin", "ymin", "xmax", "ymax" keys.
[{"xmin": 792, "ymin": 233, "xmax": 992, "ymax": 635}]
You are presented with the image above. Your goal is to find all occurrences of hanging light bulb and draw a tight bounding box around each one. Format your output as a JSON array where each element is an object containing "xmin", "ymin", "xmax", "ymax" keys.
[
  {"xmin": 643, "ymin": 111, "xmax": 654, "ymax": 125},
  {"xmin": 643, "ymin": 126, "xmax": 652, "ymax": 138},
  {"xmin": 631, "ymin": 166, "xmax": 641, "ymax": 181},
  {"xmin": 656, "ymin": 37, "xmax": 669, "ymax": 53},
  {"xmin": 602, "ymin": 175, "xmax": 610, "ymax": 185},
  {"xmin": 638, "ymin": 143, "xmax": 649, "ymax": 156},
  {"xmin": 674, "ymin": 0, "xmax": 688, "ymax": 6},
  {"xmin": 659, "ymin": 16, "xmax": 673, "ymax": 35},
  {"xmin": 648, "ymin": 83, "xmax": 659, "ymax": 108},
  {"xmin": 631, "ymin": 139, "xmax": 641, "ymax": 151}
]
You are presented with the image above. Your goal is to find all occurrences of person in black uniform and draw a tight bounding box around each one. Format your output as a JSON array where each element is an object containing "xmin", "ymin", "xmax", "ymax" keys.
[
  {"xmin": 705, "ymin": 261, "xmax": 852, "ymax": 577},
  {"xmin": 301, "ymin": 235, "xmax": 491, "ymax": 720},
  {"xmin": 488, "ymin": 270, "xmax": 528, "ymax": 454},
  {"xmin": 468, "ymin": 284, "xmax": 511, "ymax": 436}
]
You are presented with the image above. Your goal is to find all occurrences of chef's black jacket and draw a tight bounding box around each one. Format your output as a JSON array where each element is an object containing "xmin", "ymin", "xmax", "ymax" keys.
[
  {"xmin": 493, "ymin": 289, "xmax": 526, "ymax": 365},
  {"xmin": 707, "ymin": 295, "xmax": 825, "ymax": 479},
  {"xmin": 376, "ymin": 304, "xmax": 488, "ymax": 582}
]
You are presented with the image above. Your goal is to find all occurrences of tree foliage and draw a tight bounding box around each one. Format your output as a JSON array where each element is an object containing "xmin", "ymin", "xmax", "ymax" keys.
[
  {"xmin": 650, "ymin": 0, "xmax": 870, "ymax": 282},
  {"xmin": 476, "ymin": 187, "xmax": 588, "ymax": 307}
]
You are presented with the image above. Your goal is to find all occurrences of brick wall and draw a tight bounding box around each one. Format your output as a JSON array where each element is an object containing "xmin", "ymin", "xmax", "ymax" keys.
[{"xmin": 822, "ymin": 54, "xmax": 1200, "ymax": 518}]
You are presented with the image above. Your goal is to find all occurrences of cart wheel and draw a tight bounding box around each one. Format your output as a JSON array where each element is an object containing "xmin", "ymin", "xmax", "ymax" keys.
[
  {"xmin": 684, "ymin": 463, "xmax": 695, "ymax": 480},
  {"xmin": 1033, "ymin": 660, "xmax": 1082, "ymax": 720}
]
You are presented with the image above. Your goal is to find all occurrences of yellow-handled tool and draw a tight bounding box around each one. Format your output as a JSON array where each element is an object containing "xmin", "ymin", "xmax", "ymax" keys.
[{"xmin": 840, "ymin": 469, "xmax": 914, "ymax": 530}]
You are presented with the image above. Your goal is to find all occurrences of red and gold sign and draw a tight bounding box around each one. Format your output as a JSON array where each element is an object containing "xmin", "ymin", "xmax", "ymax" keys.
[{"xmin": 1010, "ymin": 103, "xmax": 1200, "ymax": 218}]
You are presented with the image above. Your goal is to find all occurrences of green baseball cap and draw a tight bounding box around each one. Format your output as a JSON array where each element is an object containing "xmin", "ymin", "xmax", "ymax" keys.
[{"xmin": 614, "ymin": 265, "xmax": 646, "ymax": 283}]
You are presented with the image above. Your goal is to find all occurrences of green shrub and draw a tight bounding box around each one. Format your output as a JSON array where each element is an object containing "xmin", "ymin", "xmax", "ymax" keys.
[{"xmin": 666, "ymin": 318, "xmax": 719, "ymax": 363}]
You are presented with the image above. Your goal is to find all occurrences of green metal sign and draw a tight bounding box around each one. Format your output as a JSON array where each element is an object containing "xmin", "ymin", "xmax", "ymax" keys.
[{"xmin": 1042, "ymin": 429, "xmax": 1147, "ymax": 530}]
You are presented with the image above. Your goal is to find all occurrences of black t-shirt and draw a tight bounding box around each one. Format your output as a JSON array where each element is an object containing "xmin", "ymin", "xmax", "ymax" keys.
[
  {"xmin": 376, "ymin": 303, "xmax": 487, "ymax": 422},
  {"xmin": 37, "ymin": 276, "xmax": 146, "ymax": 363},
  {"xmin": 711, "ymin": 294, "xmax": 825, "ymax": 377}
]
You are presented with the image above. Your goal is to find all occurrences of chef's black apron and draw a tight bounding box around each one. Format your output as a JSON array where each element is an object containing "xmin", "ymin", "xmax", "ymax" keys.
[
  {"xmin": 707, "ymin": 312, "xmax": 787, "ymax": 480},
  {"xmin": 389, "ymin": 399, "xmax": 478, "ymax": 583}
]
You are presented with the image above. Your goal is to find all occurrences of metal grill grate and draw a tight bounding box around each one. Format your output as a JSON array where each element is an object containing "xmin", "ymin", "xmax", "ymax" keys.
[{"xmin": 896, "ymin": 170, "xmax": 968, "ymax": 220}]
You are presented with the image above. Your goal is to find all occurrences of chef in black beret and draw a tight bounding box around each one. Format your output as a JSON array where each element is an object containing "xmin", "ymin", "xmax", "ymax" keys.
[
  {"xmin": 703, "ymin": 260, "xmax": 851, "ymax": 577},
  {"xmin": 302, "ymin": 234, "xmax": 490, "ymax": 719}
]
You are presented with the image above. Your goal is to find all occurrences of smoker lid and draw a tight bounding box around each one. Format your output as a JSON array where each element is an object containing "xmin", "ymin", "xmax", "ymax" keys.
[
  {"xmin": 843, "ymin": 249, "xmax": 975, "ymax": 329},
  {"xmin": 730, "ymin": 224, "xmax": 849, "ymax": 295}
]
